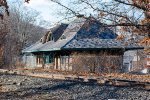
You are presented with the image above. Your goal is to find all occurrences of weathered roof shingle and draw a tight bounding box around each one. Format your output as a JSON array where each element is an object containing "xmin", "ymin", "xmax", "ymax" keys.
[{"xmin": 22, "ymin": 17, "xmax": 143, "ymax": 53}]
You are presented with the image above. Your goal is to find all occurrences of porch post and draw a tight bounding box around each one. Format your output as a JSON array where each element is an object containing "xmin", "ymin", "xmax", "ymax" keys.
[
  {"xmin": 54, "ymin": 57, "xmax": 57, "ymax": 69},
  {"xmin": 121, "ymin": 48, "xmax": 125, "ymax": 72},
  {"xmin": 58, "ymin": 56, "xmax": 61, "ymax": 70}
]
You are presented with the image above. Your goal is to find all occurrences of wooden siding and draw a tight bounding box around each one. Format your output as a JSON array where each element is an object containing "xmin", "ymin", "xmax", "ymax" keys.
[
  {"xmin": 24, "ymin": 50, "xmax": 125, "ymax": 73},
  {"xmin": 71, "ymin": 55, "xmax": 123, "ymax": 73}
]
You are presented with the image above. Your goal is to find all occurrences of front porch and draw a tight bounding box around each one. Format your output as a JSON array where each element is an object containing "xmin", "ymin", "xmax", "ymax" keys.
[
  {"xmin": 35, "ymin": 51, "xmax": 73, "ymax": 71},
  {"xmin": 33, "ymin": 49, "xmax": 124, "ymax": 73}
]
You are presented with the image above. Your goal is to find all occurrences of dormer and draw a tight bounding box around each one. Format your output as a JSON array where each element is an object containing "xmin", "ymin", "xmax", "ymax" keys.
[
  {"xmin": 46, "ymin": 31, "xmax": 54, "ymax": 41},
  {"xmin": 40, "ymin": 31, "xmax": 54, "ymax": 44}
]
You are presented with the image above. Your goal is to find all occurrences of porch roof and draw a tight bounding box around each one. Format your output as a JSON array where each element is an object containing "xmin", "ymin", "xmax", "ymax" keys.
[
  {"xmin": 64, "ymin": 38, "xmax": 143, "ymax": 50},
  {"xmin": 22, "ymin": 38, "xmax": 143, "ymax": 52}
]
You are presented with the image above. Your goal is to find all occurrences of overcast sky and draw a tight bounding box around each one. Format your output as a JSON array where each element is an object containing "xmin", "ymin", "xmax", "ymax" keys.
[
  {"xmin": 7, "ymin": 0, "xmax": 113, "ymax": 28},
  {"xmin": 8, "ymin": 0, "xmax": 111, "ymax": 23},
  {"xmin": 7, "ymin": 0, "xmax": 66, "ymax": 27},
  {"xmin": 24, "ymin": 0, "xmax": 62, "ymax": 23}
]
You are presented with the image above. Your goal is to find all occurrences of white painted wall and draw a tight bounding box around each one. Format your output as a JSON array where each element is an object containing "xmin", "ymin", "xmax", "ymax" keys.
[{"xmin": 123, "ymin": 50, "xmax": 139, "ymax": 72}]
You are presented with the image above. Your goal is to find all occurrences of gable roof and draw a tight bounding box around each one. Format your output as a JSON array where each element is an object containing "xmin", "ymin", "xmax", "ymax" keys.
[
  {"xmin": 75, "ymin": 17, "xmax": 117, "ymax": 39},
  {"xmin": 22, "ymin": 17, "xmax": 143, "ymax": 53},
  {"xmin": 63, "ymin": 38, "xmax": 142, "ymax": 50}
]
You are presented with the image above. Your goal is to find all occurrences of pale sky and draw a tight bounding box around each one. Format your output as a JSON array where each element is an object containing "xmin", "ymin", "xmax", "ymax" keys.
[
  {"xmin": 24, "ymin": 0, "xmax": 61, "ymax": 23},
  {"xmin": 12, "ymin": 0, "xmax": 110, "ymax": 21},
  {"xmin": 7, "ymin": 0, "xmax": 67, "ymax": 27},
  {"xmin": 7, "ymin": 0, "xmax": 111, "ymax": 27}
]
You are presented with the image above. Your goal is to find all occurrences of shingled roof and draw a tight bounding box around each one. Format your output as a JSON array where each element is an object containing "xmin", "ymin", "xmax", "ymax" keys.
[{"xmin": 22, "ymin": 17, "xmax": 143, "ymax": 53}]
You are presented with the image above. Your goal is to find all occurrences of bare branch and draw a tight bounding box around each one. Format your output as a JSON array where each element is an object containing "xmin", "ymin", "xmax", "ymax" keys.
[{"xmin": 114, "ymin": 0, "xmax": 148, "ymax": 11}]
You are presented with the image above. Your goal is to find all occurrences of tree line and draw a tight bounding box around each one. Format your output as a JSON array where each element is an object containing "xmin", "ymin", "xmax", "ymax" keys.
[{"xmin": 0, "ymin": 1, "xmax": 47, "ymax": 68}]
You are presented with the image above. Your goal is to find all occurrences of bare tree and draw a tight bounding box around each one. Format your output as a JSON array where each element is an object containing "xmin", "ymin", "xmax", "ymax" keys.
[
  {"xmin": 0, "ymin": 15, "xmax": 9, "ymax": 67},
  {"xmin": 0, "ymin": 1, "xmax": 47, "ymax": 68}
]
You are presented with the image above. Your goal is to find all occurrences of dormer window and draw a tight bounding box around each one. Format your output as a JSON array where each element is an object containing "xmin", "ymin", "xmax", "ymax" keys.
[
  {"xmin": 48, "ymin": 33, "xmax": 54, "ymax": 41},
  {"xmin": 46, "ymin": 31, "xmax": 53, "ymax": 42},
  {"xmin": 41, "ymin": 31, "xmax": 54, "ymax": 44}
]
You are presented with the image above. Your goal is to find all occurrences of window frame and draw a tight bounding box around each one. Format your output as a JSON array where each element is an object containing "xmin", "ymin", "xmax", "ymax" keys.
[{"xmin": 44, "ymin": 53, "xmax": 54, "ymax": 64}]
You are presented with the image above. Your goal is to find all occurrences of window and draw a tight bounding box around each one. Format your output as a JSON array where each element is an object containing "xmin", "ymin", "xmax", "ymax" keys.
[
  {"xmin": 48, "ymin": 34, "xmax": 54, "ymax": 41},
  {"xmin": 36, "ymin": 53, "xmax": 54, "ymax": 64},
  {"xmin": 44, "ymin": 54, "xmax": 54, "ymax": 64},
  {"xmin": 61, "ymin": 56, "xmax": 69, "ymax": 64}
]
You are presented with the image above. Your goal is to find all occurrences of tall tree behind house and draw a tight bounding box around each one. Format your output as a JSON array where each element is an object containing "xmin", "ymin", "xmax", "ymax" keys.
[{"xmin": 0, "ymin": 1, "xmax": 48, "ymax": 68}]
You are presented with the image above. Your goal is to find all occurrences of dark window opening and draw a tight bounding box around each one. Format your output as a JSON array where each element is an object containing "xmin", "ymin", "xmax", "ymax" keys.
[
  {"xmin": 44, "ymin": 53, "xmax": 54, "ymax": 64},
  {"xmin": 48, "ymin": 34, "xmax": 54, "ymax": 41}
]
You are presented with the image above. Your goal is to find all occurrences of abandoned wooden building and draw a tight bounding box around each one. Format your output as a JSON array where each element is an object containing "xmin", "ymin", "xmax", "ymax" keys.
[{"xmin": 22, "ymin": 17, "xmax": 143, "ymax": 73}]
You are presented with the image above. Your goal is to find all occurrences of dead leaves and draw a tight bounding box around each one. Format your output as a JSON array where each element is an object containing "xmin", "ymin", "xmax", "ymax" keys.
[
  {"xmin": 105, "ymin": 73, "xmax": 150, "ymax": 82},
  {"xmin": 144, "ymin": 48, "xmax": 150, "ymax": 53},
  {"xmin": 116, "ymin": 34, "xmax": 125, "ymax": 40},
  {"xmin": 140, "ymin": 37, "xmax": 150, "ymax": 46}
]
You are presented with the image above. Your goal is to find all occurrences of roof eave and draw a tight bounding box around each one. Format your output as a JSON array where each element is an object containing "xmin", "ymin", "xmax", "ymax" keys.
[
  {"xmin": 125, "ymin": 47, "xmax": 144, "ymax": 51},
  {"xmin": 22, "ymin": 47, "xmax": 144, "ymax": 53},
  {"xmin": 22, "ymin": 48, "xmax": 61, "ymax": 53}
]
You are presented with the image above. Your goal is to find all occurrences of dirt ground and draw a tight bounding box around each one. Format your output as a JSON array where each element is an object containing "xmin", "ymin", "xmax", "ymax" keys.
[{"xmin": 0, "ymin": 73, "xmax": 150, "ymax": 100}]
